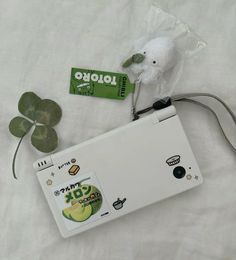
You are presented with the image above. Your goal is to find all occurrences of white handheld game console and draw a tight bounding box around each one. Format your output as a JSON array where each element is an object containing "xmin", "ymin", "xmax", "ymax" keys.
[{"xmin": 34, "ymin": 106, "xmax": 202, "ymax": 238}]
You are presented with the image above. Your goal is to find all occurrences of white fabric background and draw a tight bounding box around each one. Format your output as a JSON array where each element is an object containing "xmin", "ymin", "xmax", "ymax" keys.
[{"xmin": 1, "ymin": 0, "xmax": 236, "ymax": 259}]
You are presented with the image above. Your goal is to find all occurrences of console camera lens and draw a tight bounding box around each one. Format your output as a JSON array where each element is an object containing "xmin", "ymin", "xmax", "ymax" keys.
[{"xmin": 173, "ymin": 166, "xmax": 186, "ymax": 179}]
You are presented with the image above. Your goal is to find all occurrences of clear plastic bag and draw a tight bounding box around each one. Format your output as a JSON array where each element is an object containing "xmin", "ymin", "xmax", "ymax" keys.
[{"xmin": 122, "ymin": 6, "xmax": 206, "ymax": 100}]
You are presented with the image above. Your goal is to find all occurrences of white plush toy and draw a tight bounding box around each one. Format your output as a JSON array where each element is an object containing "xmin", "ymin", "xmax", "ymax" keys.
[{"xmin": 123, "ymin": 37, "xmax": 178, "ymax": 86}]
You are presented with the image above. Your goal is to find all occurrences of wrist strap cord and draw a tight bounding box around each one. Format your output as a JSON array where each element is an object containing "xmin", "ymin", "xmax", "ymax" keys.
[
  {"xmin": 131, "ymin": 78, "xmax": 142, "ymax": 120},
  {"xmin": 133, "ymin": 92, "xmax": 236, "ymax": 154}
]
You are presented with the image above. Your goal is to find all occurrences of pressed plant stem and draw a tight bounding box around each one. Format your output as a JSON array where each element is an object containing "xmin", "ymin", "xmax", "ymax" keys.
[{"xmin": 12, "ymin": 135, "xmax": 25, "ymax": 179}]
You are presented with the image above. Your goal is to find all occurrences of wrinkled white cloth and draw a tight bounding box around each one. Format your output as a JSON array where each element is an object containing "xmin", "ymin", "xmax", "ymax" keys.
[{"xmin": 1, "ymin": 1, "xmax": 236, "ymax": 260}]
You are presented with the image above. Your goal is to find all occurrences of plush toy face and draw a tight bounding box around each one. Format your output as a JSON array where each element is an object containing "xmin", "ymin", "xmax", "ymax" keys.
[{"xmin": 123, "ymin": 37, "xmax": 178, "ymax": 85}]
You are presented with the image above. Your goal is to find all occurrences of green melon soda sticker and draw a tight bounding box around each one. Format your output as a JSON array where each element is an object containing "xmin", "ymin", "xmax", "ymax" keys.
[
  {"xmin": 62, "ymin": 184, "xmax": 103, "ymax": 222},
  {"xmin": 79, "ymin": 184, "xmax": 103, "ymax": 215}
]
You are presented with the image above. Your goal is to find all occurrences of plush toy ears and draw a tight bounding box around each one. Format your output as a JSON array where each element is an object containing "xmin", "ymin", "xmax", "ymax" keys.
[{"xmin": 122, "ymin": 53, "xmax": 145, "ymax": 68}]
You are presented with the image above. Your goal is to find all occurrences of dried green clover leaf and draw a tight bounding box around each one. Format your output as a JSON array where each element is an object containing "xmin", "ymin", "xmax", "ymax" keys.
[
  {"xmin": 9, "ymin": 116, "xmax": 33, "ymax": 137},
  {"xmin": 9, "ymin": 91, "xmax": 62, "ymax": 179},
  {"xmin": 35, "ymin": 99, "xmax": 62, "ymax": 127},
  {"xmin": 31, "ymin": 125, "xmax": 58, "ymax": 153},
  {"xmin": 18, "ymin": 92, "xmax": 41, "ymax": 121}
]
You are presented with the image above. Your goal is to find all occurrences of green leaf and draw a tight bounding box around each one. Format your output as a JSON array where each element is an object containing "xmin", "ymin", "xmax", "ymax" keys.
[
  {"xmin": 132, "ymin": 53, "xmax": 145, "ymax": 63},
  {"xmin": 35, "ymin": 99, "xmax": 62, "ymax": 127},
  {"xmin": 31, "ymin": 125, "xmax": 58, "ymax": 153},
  {"xmin": 122, "ymin": 57, "xmax": 133, "ymax": 68},
  {"xmin": 18, "ymin": 92, "xmax": 41, "ymax": 121},
  {"xmin": 9, "ymin": 116, "xmax": 33, "ymax": 137}
]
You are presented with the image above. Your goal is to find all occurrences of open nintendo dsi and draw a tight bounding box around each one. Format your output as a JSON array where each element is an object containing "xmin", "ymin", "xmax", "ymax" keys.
[{"xmin": 34, "ymin": 106, "xmax": 203, "ymax": 238}]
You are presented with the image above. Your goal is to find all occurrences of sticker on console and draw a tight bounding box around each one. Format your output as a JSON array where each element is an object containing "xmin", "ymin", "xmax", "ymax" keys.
[{"xmin": 52, "ymin": 172, "xmax": 110, "ymax": 231}]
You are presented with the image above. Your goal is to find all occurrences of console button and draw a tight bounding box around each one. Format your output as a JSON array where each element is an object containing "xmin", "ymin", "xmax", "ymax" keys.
[{"xmin": 173, "ymin": 166, "xmax": 186, "ymax": 179}]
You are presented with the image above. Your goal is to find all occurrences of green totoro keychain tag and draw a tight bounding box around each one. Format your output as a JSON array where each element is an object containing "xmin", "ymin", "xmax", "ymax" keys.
[{"xmin": 70, "ymin": 68, "xmax": 135, "ymax": 100}]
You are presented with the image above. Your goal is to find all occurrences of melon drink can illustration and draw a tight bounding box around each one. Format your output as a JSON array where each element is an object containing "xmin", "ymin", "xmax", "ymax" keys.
[
  {"xmin": 52, "ymin": 172, "xmax": 110, "ymax": 231},
  {"xmin": 62, "ymin": 184, "xmax": 103, "ymax": 222}
]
